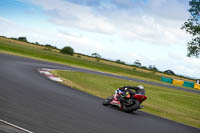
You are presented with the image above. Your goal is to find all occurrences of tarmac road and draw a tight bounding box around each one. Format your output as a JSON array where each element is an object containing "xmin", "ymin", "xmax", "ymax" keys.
[{"xmin": 0, "ymin": 53, "xmax": 199, "ymax": 133}]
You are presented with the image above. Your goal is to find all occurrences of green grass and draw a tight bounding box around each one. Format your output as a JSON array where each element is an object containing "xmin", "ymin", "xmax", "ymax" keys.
[
  {"xmin": 52, "ymin": 70, "xmax": 200, "ymax": 128},
  {"xmin": 0, "ymin": 37, "xmax": 197, "ymax": 91},
  {"xmin": 0, "ymin": 37, "xmax": 163, "ymax": 81}
]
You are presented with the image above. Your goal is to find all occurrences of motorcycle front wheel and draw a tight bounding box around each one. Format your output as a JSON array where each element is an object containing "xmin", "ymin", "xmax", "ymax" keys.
[{"xmin": 102, "ymin": 96, "xmax": 113, "ymax": 106}]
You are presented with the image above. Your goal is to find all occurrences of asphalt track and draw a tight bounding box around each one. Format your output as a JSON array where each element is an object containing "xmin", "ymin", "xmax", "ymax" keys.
[{"xmin": 0, "ymin": 53, "xmax": 199, "ymax": 133}]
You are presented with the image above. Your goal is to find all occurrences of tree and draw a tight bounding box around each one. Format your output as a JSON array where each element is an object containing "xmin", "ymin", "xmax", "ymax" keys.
[
  {"xmin": 140, "ymin": 66, "xmax": 147, "ymax": 69},
  {"xmin": 133, "ymin": 60, "xmax": 141, "ymax": 67},
  {"xmin": 181, "ymin": 0, "xmax": 200, "ymax": 57},
  {"xmin": 91, "ymin": 53, "xmax": 101, "ymax": 58},
  {"xmin": 91, "ymin": 53, "xmax": 101, "ymax": 62},
  {"xmin": 18, "ymin": 37, "xmax": 28, "ymax": 42},
  {"xmin": 35, "ymin": 42, "xmax": 40, "ymax": 45},
  {"xmin": 115, "ymin": 59, "xmax": 125, "ymax": 64},
  {"xmin": 45, "ymin": 44, "xmax": 58, "ymax": 49},
  {"xmin": 148, "ymin": 65, "xmax": 158, "ymax": 71},
  {"xmin": 60, "ymin": 46, "xmax": 74, "ymax": 55}
]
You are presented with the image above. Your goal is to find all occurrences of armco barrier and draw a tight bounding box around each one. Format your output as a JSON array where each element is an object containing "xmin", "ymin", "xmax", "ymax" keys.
[
  {"xmin": 173, "ymin": 79, "xmax": 184, "ymax": 86},
  {"xmin": 194, "ymin": 84, "xmax": 200, "ymax": 90},
  {"xmin": 183, "ymin": 81, "xmax": 194, "ymax": 88},
  {"xmin": 161, "ymin": 77, "xmax": 173, "ymax": 83}
]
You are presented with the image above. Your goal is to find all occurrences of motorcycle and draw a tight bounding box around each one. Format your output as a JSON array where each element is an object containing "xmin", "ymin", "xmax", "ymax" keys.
[{"xmin": 102, "ymin": 89, "xmax": 147, "ymax": 113}]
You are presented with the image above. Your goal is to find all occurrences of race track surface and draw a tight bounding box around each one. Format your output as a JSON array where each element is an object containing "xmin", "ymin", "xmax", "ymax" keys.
[{"xmin": 0, "ymin": 53, "xmax": 199, "ymax": 133}]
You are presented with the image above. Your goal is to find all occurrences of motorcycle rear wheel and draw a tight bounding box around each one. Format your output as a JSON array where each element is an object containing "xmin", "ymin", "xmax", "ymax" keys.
[{"xmin": 122, "ymin": 100, "xmax": 140, "ymax": 113}]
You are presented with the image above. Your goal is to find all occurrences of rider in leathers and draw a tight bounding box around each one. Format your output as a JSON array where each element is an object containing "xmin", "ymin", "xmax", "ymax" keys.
[{"xmin": 114, "ymin": 85, "xmax": 145, "ymax": 101}]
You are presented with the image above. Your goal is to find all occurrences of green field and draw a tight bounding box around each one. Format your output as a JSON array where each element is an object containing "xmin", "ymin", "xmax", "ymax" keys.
[{"xmin": 52, "ymin": 70, "xmax": 200, "ymax": 128}]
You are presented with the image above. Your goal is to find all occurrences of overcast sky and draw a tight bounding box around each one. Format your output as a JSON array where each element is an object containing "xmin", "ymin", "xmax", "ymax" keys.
[{"xmin": 0, "ymin": 0, "xmax": 199, "ymax": 78}]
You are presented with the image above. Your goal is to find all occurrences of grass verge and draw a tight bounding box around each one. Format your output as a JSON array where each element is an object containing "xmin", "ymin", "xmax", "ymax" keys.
[{"xmin": 52, "ymin": 70, "xmax": 200, "ymax": 128}]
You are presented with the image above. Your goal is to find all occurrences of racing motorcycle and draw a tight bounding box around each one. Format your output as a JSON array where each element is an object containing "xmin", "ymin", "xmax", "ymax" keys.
[{"xmin": 102, "ymin": 88, "xmax": 147, "ymax": 113}]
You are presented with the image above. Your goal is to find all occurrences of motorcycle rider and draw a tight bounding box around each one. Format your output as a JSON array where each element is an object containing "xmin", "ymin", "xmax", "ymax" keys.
[
  {"xmin": 103, "ymin": 85, "xmax": 147, "ymax": 111},
  {"xmin": 114, "ymin": 85, "xmax": 145, "ymax": 101}
]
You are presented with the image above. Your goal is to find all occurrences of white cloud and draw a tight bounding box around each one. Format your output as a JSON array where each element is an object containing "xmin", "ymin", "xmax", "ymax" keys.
[
  {"xmin": 165, "ymin": 52, "xmax": 200, "ymax": 78},
  {"xmin": 19, "ymin": 0, "xmax": 190, "ymax": 46},
  {"xmin": 0, "ymin": 17, "xmax": 19, "ymax": 35},
  {"xmin": 22, "ymin": 0, "xmax": 115, "ymax": 34},
  {"xmin": 145, "ymin": 0, "xmax": 190, "ymax": 20},
  {"xmin": 57, "ymin": 30, "xmax": 106, "ymax": 54},
  {"xmin": 0, "ymin": 17, "xmax": 14, "ymax": 25},
  {"xmin": 110, "ymin": 10, "xmax": 190, "ymax": 46}
]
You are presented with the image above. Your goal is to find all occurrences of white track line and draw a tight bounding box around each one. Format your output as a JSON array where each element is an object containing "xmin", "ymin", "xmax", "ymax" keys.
[{"xmin": 0, "ymin": 119, "xmax": 34, "ymax": 133}]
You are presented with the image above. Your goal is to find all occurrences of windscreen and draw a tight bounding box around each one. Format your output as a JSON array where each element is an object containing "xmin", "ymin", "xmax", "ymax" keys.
[{"xmin": 136, "ymin": 89, "xmax": 145, "ymax": 95}]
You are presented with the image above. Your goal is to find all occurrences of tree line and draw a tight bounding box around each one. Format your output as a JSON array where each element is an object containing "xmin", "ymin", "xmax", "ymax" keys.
[
  {"xmin": 9, "ymin": 36, "xmax": 59, "ymax": 50},
  {"xmin": 1, "ymin": 35, "xmax": 175, "ymax": 75}
]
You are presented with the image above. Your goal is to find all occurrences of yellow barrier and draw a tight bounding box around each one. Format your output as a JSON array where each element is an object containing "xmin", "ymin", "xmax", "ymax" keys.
[
  {"xmin": 194, "ymin": 84, "xmax": 200, "ymax": 90},
  {"xmin": 173, "ymin": 79, "xmax": 184, "ymax": 86}
]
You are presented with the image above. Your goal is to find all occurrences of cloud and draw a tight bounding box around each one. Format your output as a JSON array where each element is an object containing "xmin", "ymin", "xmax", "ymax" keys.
[
  {"xmin": 0, "ymin": 16, "xmax": 63, "ymax": 47},
  {"xmin": 19, "ymin": 0, "xmax": 190, "ymax": 46},
  {"xmin": 106, "ymin": 0, "xmax": 190, "ymax": 45},
  {"xmin": 57, "ymin": 30, "xmax": 106, "ymax": 54},
  {"xmin": 57, "ymin": 30, "xmax": 82, "ymax": 38},
  {"xmin": 0, "ymin": 17, "xmax": 14, "ymax": 25},
  {"xmin": 144, "ymin": 0, "xmax": 190, "ymax": 20},
  {"xmin": 111, "ymin": 13, "xmax": 189, "ymax": 46},
  {"xmin": 21, "ymin": 0, "xmax": 115, "ymax": 34},
  {"xmin": 167, "ymin": 52, "xmax": 200, "ymax": 78},
  {"xmin": 0, "ymin": 17, "xmax": 29, "ymax": 38}
]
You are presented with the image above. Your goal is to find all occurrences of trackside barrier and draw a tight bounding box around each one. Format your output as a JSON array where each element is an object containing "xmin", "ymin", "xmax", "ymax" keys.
[
  {"xmin": 173, "ymin": 79, "xmax": 184, "ymax": 86},
  {"xmin": 161, "ymin": 77, "xmax": 200, "ymax": 90},
  {"xmin": 161, "ymin": 77, "xmax": 173, "ymax": 83},
  {"xmin": 183, "ymin": 81, "xmax": 194, "ymax": 88},
  {"xmin": 194, "ymin": 84, "xmax": 200, "ymax": 90}
]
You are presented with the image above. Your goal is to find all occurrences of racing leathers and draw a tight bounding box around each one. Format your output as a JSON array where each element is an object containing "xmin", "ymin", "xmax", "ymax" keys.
[{"xmin": 114, "ymin": 86, "xmax": 145, "ymax": 101}]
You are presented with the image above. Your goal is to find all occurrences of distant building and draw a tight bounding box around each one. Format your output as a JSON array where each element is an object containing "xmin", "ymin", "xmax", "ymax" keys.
[{"xmin": 196, "ymin": 79, "xmax": 200, "ymax": 84}]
